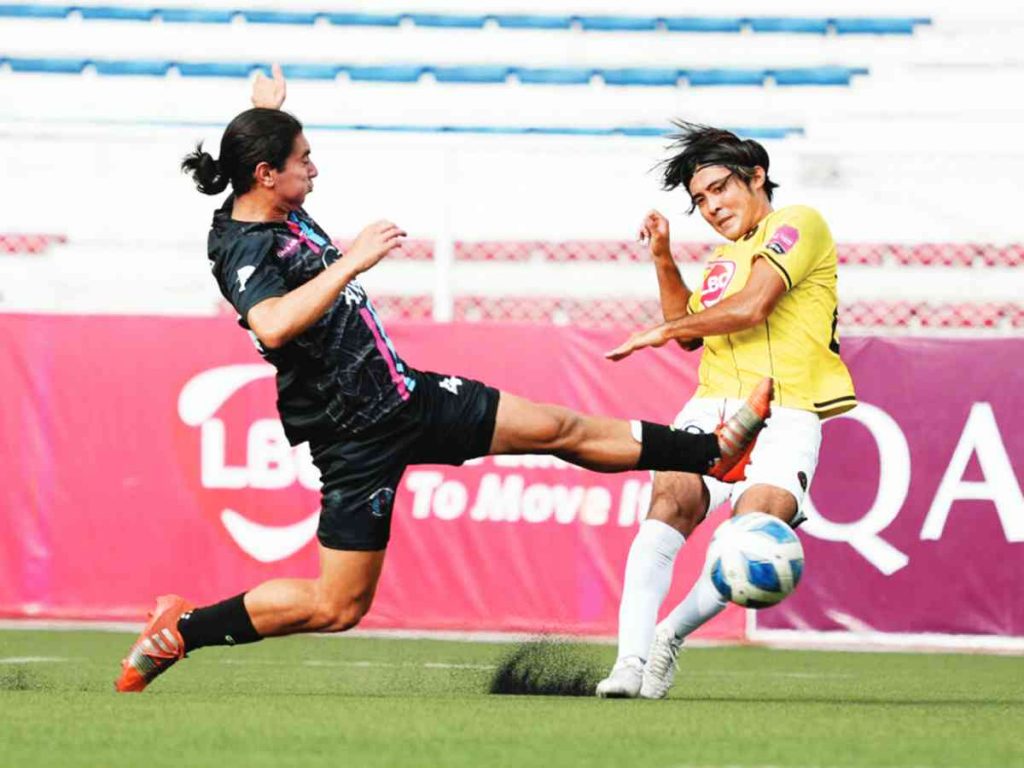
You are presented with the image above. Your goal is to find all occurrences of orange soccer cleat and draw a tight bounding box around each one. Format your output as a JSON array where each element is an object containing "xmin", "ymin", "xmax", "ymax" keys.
[
  {"xmin": 708, "ymin": 377, "xmax": 774, "ymax": 483},
  {"xmin": 114, "ymin": 594, "xmax": 194, "ymax": 693}
]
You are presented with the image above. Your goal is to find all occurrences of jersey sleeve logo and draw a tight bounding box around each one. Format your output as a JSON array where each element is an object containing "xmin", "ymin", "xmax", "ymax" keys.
[
  {"xmin": 700, "ymin": 260, "xmax": 736, "ymax": 307},
  {"xmin": 765, "ymin": 225, "xmax": 800, "ymax": 256},
  {"xmin": 236, "ymin": 265, "xmax": 256, "ymax": 293}
]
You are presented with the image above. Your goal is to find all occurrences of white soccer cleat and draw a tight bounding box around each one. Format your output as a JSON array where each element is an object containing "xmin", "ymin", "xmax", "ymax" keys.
[
  {"xmin": 596, "ymin": 656, "xmax": 644, "ymax": 699},
  {"xmin": 639, "ymin": 626, "xmax": 683, "ymax": 700}
]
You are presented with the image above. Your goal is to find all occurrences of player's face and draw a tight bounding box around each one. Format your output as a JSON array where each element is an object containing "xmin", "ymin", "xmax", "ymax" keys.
[
  {"xmin": 274, "ymin": 132, "xmax": 318, "ymax": 207},
  {"xmin": 688, "ymin": 165, "xmax": 761, "ymax": 241}
]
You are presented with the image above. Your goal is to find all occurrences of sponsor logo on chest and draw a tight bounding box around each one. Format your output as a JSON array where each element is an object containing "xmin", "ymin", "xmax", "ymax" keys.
[{"xmin": 700, "ymin": 260, "xmax": 737, "ymax": 307}]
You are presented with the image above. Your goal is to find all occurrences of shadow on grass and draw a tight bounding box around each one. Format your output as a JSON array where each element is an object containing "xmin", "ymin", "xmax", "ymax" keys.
[{"xmin": 489, "ymin": 638, "xmax": 604, "ymax": 697}]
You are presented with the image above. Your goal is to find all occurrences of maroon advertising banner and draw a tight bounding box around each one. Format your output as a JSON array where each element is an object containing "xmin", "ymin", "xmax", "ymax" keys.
[{"xmin": 1, "ymin": 316, "xmax": 1022, "ymax": 640}]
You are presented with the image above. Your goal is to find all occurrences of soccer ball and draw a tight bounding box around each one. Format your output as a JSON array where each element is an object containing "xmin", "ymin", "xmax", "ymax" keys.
[{"xmin": 706, "ymin": 512, "xmax": 804, "ymax": 608}]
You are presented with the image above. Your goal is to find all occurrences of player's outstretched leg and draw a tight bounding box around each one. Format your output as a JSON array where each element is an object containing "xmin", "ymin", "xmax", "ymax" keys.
[
  {"xmin": 490, "ymin": 378, "xmax": 772, "ymax": 478},
  {"xmin": 115, "ymin": 547, "xmax": 385, "ymax": 692}
]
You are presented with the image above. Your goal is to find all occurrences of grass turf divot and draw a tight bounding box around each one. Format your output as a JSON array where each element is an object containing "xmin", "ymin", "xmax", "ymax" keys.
[{"xmin": 489, "ymin": 638, "xmax": 604, "ymax": 696}]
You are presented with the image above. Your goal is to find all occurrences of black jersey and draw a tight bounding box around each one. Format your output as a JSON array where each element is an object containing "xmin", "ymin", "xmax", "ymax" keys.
[{"xmin": 208, "ymin": 197, "xmax": 417, "ymax": 445}]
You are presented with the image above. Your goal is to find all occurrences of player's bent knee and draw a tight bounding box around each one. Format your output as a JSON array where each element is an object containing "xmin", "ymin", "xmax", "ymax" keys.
[{"xmin": 311, "ymin": 595, "xmax": 374, "ymax": 633}]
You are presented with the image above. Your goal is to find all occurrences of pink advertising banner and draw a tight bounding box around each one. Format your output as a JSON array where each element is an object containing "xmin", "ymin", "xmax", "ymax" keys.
[{"xmin": 1, "ymin": 316, "xmax": 1022, "ymax": 639}]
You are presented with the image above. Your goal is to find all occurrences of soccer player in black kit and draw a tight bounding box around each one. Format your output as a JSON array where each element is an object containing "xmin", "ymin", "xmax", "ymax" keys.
[{"xmin": 115, "ymin": 68, "xmax": 772, "ymax": 692}]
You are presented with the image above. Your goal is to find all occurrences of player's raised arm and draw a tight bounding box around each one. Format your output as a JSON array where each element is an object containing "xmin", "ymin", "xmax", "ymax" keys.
[
  {"xmin": 248, "ymin": 220, "xmax": 406, "ymax": 349},
  {"xmin": 639, "ymin": 210, "xmax": 703, "ymax": 351},
  {"xmin": 252, "ymin": 63, "xmax": 287, "ymax": 109},
  {"xmin": 605, "ymin": 258, "xmax": 785, "ymax": 360}
]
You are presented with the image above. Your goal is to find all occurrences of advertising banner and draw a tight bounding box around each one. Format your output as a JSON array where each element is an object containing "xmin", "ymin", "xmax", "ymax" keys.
[{"xmin": 2, "ymin": 316, "xmax": 1021, "ymax": 639}]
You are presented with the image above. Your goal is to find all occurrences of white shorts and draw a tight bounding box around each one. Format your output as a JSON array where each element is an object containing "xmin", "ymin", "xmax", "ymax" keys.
[{"xmin": 672, "ymin": 397, "xmax": 822, "ymax": 526}]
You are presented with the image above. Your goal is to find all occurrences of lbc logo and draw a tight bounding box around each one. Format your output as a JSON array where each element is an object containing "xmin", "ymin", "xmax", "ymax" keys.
[{"xmin": 700, "ymin": 261, "xmax": 736, "ymax": 307}]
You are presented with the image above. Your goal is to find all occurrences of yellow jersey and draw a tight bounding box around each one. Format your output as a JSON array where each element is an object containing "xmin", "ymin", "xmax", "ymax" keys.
[{"xmin": 686, "ymin": 205, "xmax": 856, "ymax": 417}]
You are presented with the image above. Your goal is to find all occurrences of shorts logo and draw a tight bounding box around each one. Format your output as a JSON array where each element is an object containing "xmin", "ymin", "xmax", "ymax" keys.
[
  {"xmin": 798, "ymin": 471, "xmax": 808, "ymax": 492},
  {"xmin": 700, "ymin": 261, "xmax": 736, "ymax": 307},
  {"xmin": 368, "ymin": 488, "xmax": 396, "ymax": 519},
  {"xmin": 439, "ymin": 376, "xmax": 463, "ymax": 395},
  {"xmin": 765, "ymin": 225, "xmax": 800, "ymax": 257}
]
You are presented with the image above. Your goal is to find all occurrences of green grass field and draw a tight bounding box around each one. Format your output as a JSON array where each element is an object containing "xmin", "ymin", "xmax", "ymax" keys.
[{"xmin": 1, "ymin": 629, "xmax": 1022, "ymax": 768}]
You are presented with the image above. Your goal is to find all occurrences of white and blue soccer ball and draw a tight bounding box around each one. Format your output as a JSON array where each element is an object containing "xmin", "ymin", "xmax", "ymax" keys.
[{"xmin": 706, "ymin": 512, "xmax": 804, "ymax": 609}]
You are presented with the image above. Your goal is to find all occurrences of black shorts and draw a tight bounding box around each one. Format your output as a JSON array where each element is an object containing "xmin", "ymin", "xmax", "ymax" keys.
[{"xmin": 309, "ymin": 370, "xmax": 500, "ymax": 551}]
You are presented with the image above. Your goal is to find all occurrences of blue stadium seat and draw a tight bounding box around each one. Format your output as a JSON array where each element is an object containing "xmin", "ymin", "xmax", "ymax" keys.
[
  {"xmin": 407, "ymin": 13, "xmax": 487, "ymax": 29},
  {"xmin": 323, "ymin": 12, "xmax": 402, "ymax": 27},
  {"xmin": 242, "ymin": 10, "xmax": 318, "ymax": 25},
  {"xmin": 493, "ymin": 15, "xmax": 573, "ymax": 30},
  {"xmin": 0, "ymin": 3, "xmax": 69, "ymax": 18},
  {"xmin": 602, "ymin": 68, "xmax": 679, "ymax": 87},
  {"xmin": 686, "ymin": 69, "xmax": 767, "ymax": 86},
  {"xmin": 94, "ymin": 59, "xmax": 170, "ymax": 76},
  {"xmin": 749, "ymin": 17, "xmax": 830, "ymax": 34},
  {"xmin": 432, "ymin": 66, "xmax": 511, "ymax": 84},
  {"xmin": 78, "ymin": 5, "xmax": 154, "ymax": 21},
  {"xmin": 345, "ymin": 65, "xmax": 424, "ymax": 83},
  {"xmin": 157, "ymin": 8, "xmax": 233, "ymax": 23},
  {"xmin": 771, "ymin": 66, "xmax": 867, "ymax": 85},
  {"xmin": 176, "ymin": 61, "xmax": 254, "ymax": 78},
  {"xmin": 663, "ymin": 17, "xmax": 744, "ymax": 32},
  {"xmin": 578, "ymin": 16, "xmax": 658, "ymax": 32},
  {"xmin": 279, "ymin": 63, "xmax": 340, "ymax": 80},
  {"xmin": 515, "ymin": 67, "xmax": 593, "ymax": 85},
  {"xmin": 8, "ymin": 56, "xmax": 85, "ymax": 73},
  {"xmin": 833, "ymin": 18, "xmax": 923, "ymax": 34}
]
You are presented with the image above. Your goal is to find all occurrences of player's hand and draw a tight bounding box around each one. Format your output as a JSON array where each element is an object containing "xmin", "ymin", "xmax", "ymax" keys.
[
  {"xmin": 638, "ymin": 210, "xmax": 671, "ymax": 260},
  {"xmin": 252, "ymin": 63, "xmax": 287, "ymax": 109},
  {"xmin": 346, "ymin": 220, "xmax": 406, "ymax": 275},
  {"xmin": 604, "ymin": 326, "xmax": 670, "ymax": 361}
]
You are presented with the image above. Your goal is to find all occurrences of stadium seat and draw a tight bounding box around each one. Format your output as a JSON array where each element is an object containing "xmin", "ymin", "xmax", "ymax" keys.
[
  {"xmin": 242, "ymin": 10, "xmax": 318, "ymax": 25},
  {"xmin": 602, "ymin": 69, "xmax": 680, "ymax": 87},
  {"xmin": 833, "ymin": 18, "xmax": 926, "ymax": 35},
  {"xmin": 78, "ymin": 6, "xmax": 153, "ymax": 21},
  {"xmin": 158, "ymin": 8, "xmax": 233, "ymax": 23},
  {"xmin": 0, "ymin": 4, "xmax": 69, "ymax": 19},
  {"xmin": 492, "ymin": 15, "xmax": 573, "ymax": 30},
  {"xmin": 433, "ymin": 66, "xmax": 511, "ymax": 84},
  {"xmin": 577, "ymin": 16, "xmax": 659, "ymax": 32},
  {"xmin": 663, "ymin": 17, "xmax": 744, "ymax": 33},
  {"xmin": 407, "ymin": 13, "xmax": 488, "ymax": 29},
  {"xmin": 94, "ymin": 59, "xmax": 170, "ymax": 76},
  {"xmin": 749, "ymin": 18, "xmax": 830, "ymax": 34},
  {"xmin": 345, "ymin": 65, "xmax": 425, "ymax": 83}
]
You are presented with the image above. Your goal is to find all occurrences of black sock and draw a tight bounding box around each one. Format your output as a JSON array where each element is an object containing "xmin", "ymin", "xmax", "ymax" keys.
[
  {"xmin": 177, "ymin": 593, "xmax": 261, "ymax": 652},
  {"xmin": 636, "ymin": 421, "xmax": 720, "ymax": 474}
]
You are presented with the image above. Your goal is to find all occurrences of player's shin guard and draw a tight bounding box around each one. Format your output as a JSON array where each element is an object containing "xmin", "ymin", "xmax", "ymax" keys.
[
  {"xmin": 634, "ymin": 421, "xmax": 720, "ymax": 474},
  {"xmin": 177, "ymin": 593, "xmax": 262, "ymax": 651}
]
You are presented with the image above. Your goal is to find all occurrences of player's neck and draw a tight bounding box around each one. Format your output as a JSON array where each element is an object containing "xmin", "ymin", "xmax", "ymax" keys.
[
  {"xmin": 744, "ymin": 201, "xmax": 774, "ymax": 237},
  {"xmin": 231, "ymin": 191, "xmax": 292, "ymax": 224}
]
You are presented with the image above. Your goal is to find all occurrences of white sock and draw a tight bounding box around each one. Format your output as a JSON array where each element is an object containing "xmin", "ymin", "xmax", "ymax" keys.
[
  {"xmin": 615, "ymin": 519, "xmax": 684, "ymax": 662},
  {"xmin": 660, "ymin": 570, "xmax": 728, "ymax": 640}
]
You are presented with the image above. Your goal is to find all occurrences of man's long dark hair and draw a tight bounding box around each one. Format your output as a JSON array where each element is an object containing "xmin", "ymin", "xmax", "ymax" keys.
[
  {"xmin": 181, "ymin": 108, "xmax": 303, "ymax": 196},
  {"xmin": 660, "ymin": 121, "xmax": 778, "ymax": 212}
]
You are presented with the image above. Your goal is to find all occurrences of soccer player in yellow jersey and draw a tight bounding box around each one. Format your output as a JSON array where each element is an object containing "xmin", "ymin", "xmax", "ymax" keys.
[{"xmin": 597, "ymin": 123, "xmax": 856, "ymax": 699}]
